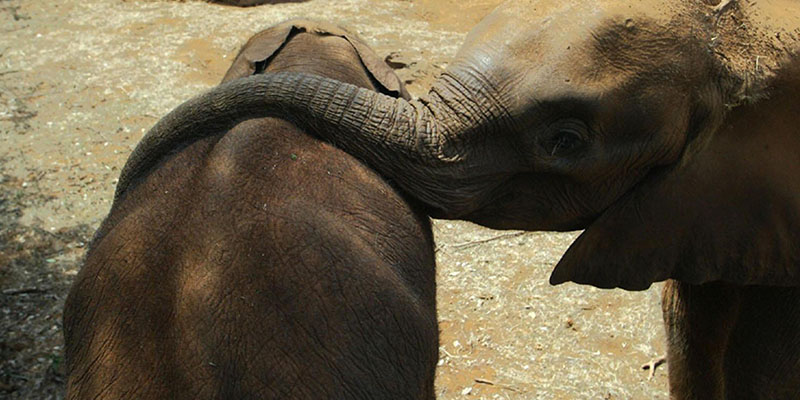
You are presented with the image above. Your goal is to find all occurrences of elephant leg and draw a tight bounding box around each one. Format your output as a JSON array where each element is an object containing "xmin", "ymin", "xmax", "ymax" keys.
[
  {"xmin": 663, "ymin": 280, "xmax": 800, "ymax": 400},
  {"xmin": 661, "ymin": 280, "xmax": 741, "ymax": 400},
  {"xmin": 723, "ymin": 285, "xmax": 800, "ymax": 399}
]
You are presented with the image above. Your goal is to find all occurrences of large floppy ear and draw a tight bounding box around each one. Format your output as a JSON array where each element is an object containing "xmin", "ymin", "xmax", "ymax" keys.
[
  {"xmin": 221, "ymin": 19, "xmax": 410, "ymax": 100},
  {"xmin": 551, "ymin": 60, "xmax": 800, "ymax": 290}
]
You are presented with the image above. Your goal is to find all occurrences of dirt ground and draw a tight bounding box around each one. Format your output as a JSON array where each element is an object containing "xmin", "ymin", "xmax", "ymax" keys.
[{"xmin": 0, "ymin": 0, "xmax": 668, "ymax": 398}]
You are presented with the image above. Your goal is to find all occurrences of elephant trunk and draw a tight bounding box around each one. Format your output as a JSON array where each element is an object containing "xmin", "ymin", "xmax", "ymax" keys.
[{"xmin": 116, "ymin": 71, "xmax": 502, "ymax": 216}]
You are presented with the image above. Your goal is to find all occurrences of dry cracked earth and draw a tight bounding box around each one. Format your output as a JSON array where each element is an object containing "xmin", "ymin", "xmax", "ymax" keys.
[{"xmin": 0, "ymin": 0, "xmax": 667, "ymax": 398}]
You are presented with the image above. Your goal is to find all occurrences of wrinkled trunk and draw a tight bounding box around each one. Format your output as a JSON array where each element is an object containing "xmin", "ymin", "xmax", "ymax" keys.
[{"xmin": 116, "ymin": 71, "xmax": 500, "ymax": 216}]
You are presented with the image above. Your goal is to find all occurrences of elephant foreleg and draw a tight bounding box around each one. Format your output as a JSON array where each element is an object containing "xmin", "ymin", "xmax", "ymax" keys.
[
  {"xmin": 662, "ymin": 280, "xmax": 800, "ymax": 400},
  {"xmin": 661, "ymin": 280, "xmax": 740, "ymax": 399}
]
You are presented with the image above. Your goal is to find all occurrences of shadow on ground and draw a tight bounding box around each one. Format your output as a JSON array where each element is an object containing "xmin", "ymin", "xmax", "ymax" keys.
[{"xmin": 0, "ymin": 171, "xmax": 91, "ymax": 399}]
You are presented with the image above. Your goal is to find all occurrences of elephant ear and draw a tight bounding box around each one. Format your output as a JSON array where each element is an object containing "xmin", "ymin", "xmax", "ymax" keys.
[
  {"xmin": 551, "ymin": 63, "xmax": 800, "ymax": 290},
  {"xmin": 220, "ymin": 21, "xmax": 296, "ymax": 83},
  {"xmin": 221, "ymin": 19, "xmax": 410, "ymax": 100}
]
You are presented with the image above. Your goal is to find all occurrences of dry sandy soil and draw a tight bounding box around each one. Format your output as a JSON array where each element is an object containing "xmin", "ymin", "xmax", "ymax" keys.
[{"xmin": 0, "ymin": 0, "xmax": 668, "ymax": 398}]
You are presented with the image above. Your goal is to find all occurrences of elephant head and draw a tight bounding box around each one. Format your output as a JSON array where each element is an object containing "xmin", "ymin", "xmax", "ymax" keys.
[{"xmin": 118, "ymin": 1, "xmax": 800, "ymax": 290}]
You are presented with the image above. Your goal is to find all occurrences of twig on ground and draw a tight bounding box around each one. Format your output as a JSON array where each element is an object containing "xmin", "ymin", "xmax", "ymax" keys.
[
  {"xmin": 642, "ymin": 356, "xmax": 667, "ymax": 380},
  {"xmin": 449, "ymin": 232, "xmax": 527, "ymax": 250},
  {"xmin": 2, "ymin": 287, "xmax": 48, "ymax": 295},
  {"xmin": 712, "ymin": 0, "xmax": 735, "ymax": 17},
  {"xmin": 474, "ymin": 378, "xmax": 520, "ymax": 392},
  {"xmin": 439, "ymin": 347, "xmax": 462, "ymax": 359}
]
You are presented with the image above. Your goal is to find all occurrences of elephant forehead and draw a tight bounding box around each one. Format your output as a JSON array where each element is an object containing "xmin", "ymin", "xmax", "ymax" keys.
[
  {"xmin": 473, "ymin": 0, "xmax": 800, "ymax": 93},
  {"xmin": 462, "ymin": 0, "xmax": 677, "ymax": 48},
  {"xmin": 458, "ymin": 0, "xmax": 689, "ymax": 85},
  {"xmin": 490, "ymin": 0, "xmax": 678, "ymax": 23}
]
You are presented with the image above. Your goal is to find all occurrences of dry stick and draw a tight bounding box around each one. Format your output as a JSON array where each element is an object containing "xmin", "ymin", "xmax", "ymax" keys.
[
  {"xmin": 641, "ymin": 356, "xmax": 667, "ymax": 380},
  {"xmin": 2, "ymin": 287, "xmax": 47, "ymax": 295},
  {"xmin": 473, "ymin": 378, "xmax": 519, "ymax": 392},
  {"xmin": 473, "ymin": 379, "xmax": 520, "ymax": 392},
  {"xmin": 448, "ymin": 231, "xmax": 528, "ymax": 250},
  {"xmin": 439, "ymin": 347, "xmax": 462, "ymax": 359},
  {"xmin": 713, "ymin": 0, "xmax": 736, "ymax": 17}
]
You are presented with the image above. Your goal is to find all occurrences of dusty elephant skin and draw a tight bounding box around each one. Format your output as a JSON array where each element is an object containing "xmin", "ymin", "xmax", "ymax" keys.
[
  {"xmin": 63, "ymin": 20, "xmax": 437, "ymax": 400},
  {"xmin": 115, "ymin": 0, "xmax": 800, "ymax": 398}
]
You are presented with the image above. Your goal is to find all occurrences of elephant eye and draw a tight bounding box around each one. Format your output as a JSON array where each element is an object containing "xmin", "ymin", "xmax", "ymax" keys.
[
  {"xmin": 548, "ymin": 131, "xmax": 580, "ymax": 155},
  {"xmin": 544, "ymin": 120, "xmax": 587, "ymax": 156}
]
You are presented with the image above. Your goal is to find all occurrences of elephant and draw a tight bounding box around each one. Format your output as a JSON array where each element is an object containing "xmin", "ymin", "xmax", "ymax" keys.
[
  {"xmin": 109, "ymin": 0, "xmax": 800, "ymax": 398},
  {"xmin": 63, "ymin": 20, "xmax": 437, "ymax": 400}
]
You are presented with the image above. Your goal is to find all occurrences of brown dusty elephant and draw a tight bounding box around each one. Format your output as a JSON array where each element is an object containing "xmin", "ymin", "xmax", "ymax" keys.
[
  {"xmin": 63, "ymin": 20, "xmax": 436, "ymax": 400},
  {"xmin": 111, "ymin": 1, "xmax": 800, "ymax": 399}
]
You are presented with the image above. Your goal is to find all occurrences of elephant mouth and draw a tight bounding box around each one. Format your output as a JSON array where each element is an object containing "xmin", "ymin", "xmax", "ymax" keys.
[
  {"xmin": 422, "ymin": 171, "xmax": 517, "ymax": 221},
  {"xmin": 458, "ymin": 175, "xmax": 596, "ymax": 232}
]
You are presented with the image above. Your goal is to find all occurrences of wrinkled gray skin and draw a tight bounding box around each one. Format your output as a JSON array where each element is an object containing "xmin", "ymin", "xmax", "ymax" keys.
[
  {"xmin": 65, "ymin": 20, "xmax": 436, "ymax": 400},
  {"xmin": 116, "ymin": 1, "xmax": 800, "ymax": 398}
]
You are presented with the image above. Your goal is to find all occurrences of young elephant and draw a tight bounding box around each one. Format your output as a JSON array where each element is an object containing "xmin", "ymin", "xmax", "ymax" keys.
[
  {"xmin": 112, "ymin": 1, "xmax": 800, "ymax": 398},
  {"xmin": 63, "ymin": 20, "xmax": 436, "ymax": 400}
]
